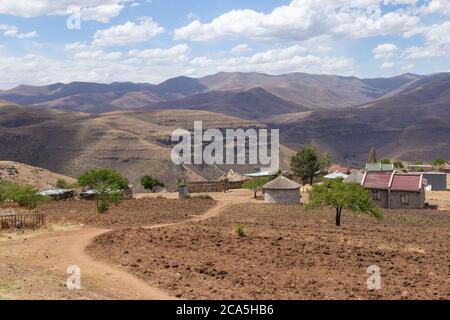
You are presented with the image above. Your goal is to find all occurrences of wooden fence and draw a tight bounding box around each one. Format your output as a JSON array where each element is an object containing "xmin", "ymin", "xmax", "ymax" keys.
[{"xmin": 0, "ymin": 212, "xmax": 46, "ymax": 230}]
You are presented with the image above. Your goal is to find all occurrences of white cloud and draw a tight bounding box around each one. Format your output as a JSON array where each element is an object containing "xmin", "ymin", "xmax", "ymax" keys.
[
  {"xmin": 0, "ymin": 44, "xmax": 355, "ymax": 89},
  {"xmin": 174, "ymin": 0, "xmax": 420, "ymax": 42},
  {"xmin": 65, "ymin": 42, "xmax": 89, "ymax": 51},
  {"xmin": 380, "ymin": 61, "xmax": 395, "ymax": 69},
  {"xmin": 187, "ymin": 45, "xmax": 354, "ymax": 76},
  {"xmin": 402, "ymin": 63, "xmax": 415, "ymax": 71},
  {"xmin": 74, "ymin": 50, "xmax": 122, "ymax": 60},
  {"xmin": 0, "ymin": 24, "xmax": 38, "ymax": 39},
  {"xmin": 420, "ymin": 0, "xmax": 450, "ymax": 16},
  {"xmin": 0, "ymin": 0, "xmax": 128, "ymax": 23},
  {"xmin": 373, "ymin": 43, "xmax": 399, "ymax": 60},
  {"xmin": 404, "ymin": 21, "xmax": 450, "ymax": 59},
  {"xmin": 128, "ymin": 44, "xmax": 191, "ymax": 64},
  {"xmin": 92, "ymin": 17, "xmax": 164, "ymax": 46},
  {"xmin": 231, "ymin": 44, "xmax": 252, "ymax": 55},
  {"xmin": 80, "ymin": 4, "xmax": 125, "ymax": 23}
]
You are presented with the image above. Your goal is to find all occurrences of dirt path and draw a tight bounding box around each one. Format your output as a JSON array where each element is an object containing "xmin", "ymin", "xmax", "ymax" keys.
[{"xmin": 0, "ymin": 190, "xmax": 252, "ymax": 299}]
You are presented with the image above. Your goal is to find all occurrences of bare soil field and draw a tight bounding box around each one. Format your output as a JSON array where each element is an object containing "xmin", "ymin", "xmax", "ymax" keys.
[
  {"xmin": 88, "ymin": 203, "xmax": 450, "ymax": 300},
  {"xmin": 41, "ymin": 197, "xmax": 216, "ymax": 228},
  {"xmin": 0, "ymin": 197, "xmax": 216, "ymax": 300}
]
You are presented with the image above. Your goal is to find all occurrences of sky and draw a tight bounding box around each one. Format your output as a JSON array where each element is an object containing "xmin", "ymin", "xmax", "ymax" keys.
[{"xmin": 0, "ymin": 0, "xmax": 449, "ymax": 89}]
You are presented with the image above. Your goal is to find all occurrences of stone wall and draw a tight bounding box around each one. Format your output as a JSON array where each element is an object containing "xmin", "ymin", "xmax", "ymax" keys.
[
  {"xmin": 186, "ymin": 180, "xmax": 245, "ymax": 193},
  {"xmin": 390, "ymin": 190, "xmax": 425, "ymax": 209},
  {"xmin": 264, "ymin": 189, "xmax": 301, "ymax": 204},
  {"xmin": 368, "ymin": 188, "xmax": 425, "ymax": 209}
]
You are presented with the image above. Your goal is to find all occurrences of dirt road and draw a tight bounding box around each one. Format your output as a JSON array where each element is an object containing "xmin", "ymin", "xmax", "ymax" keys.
[{"xmin": 0, "ymin": 190, "xmax": 252, "ymax": 300}]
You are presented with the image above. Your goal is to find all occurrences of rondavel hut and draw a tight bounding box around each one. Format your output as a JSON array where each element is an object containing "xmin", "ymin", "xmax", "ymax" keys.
[{"xmin": 263, "ymin": 176, "xmax": 301, "ymax": 204}]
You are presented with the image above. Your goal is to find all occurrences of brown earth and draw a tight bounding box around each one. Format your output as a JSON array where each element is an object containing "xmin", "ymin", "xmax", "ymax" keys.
[
  {"xmin": 0, "ymin": 196, "xmax": 220, "ymax": 300},
  {"xmin": 88, "ymin": 203, "xmax": 450, "ymax": 300},
  {"xmin": 42, "ymin": 197, "xmax": 216, "ymax": 229}
]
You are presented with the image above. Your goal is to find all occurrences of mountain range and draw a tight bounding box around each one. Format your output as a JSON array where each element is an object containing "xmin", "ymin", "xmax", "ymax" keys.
[{"xmin": 0, "ymin": 71, "xmax": 449, "ymax": 187}]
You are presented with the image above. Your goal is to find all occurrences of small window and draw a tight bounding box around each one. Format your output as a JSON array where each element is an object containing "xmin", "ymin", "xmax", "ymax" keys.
[
  {"xmin": 400, "ymin": 194, "xmax": 409, "ymax": 205},
  {"xmin": 372, "ymin": 190, "xmax": 381, "ymax": 201}
]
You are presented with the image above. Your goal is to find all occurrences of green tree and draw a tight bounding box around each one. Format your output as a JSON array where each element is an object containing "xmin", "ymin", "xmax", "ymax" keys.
[
  {"xmin": 78, "ymin": 169, "xmax": 129, "ymax": 213},
  {"xmin": 393, "ymin": 161, "xmax": 404, "ymax": 169},
  {"xmin": 0, "ymin": 181, "xmax": 50, "ymax": 209},
  {"xmin": 306, "ymin": 178, "xmax": 382, "ymax": 226},
  {"xmin": 242, "ymin": 177, "xmax": 271, "ymax": 198},
  {"xmin": 290, "ymin": 146, "xmax": 332, "ymax": 185},
  {"xmin": 432, "ymin": 159, "xmax": 447, "ymax": 166},
  {"xmin": 56, "ymin": 178, "xmax": 79, "ymax": 189},
  {"xmin": 140, "ymin": 175, "xmax": 165, "ymax": 192},
  {"xmin": 380, "ymin": 159, "xmax": 391, "ymax": 164}
]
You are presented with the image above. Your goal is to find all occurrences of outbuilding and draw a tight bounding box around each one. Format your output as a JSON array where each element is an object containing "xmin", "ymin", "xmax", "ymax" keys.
[
  {"xmin": 361, "ymin": 171, "xmax": 426, "ymax": 209},
  {"xmin": 263, "ymin": 176, "xmax": 301, "ymax": 204},
  {"xmin": 409, "ymin": 172, "xmax": 447, "ymax": 191}
]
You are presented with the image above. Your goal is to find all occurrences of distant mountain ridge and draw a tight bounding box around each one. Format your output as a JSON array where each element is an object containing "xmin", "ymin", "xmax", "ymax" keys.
[
  {"xmin": 1, "ymin": 71, "xmax": 450, "ymax": 179},
  {"xmin": 0, "ymin": 72, "xmax": 424, "ymax": 115}
]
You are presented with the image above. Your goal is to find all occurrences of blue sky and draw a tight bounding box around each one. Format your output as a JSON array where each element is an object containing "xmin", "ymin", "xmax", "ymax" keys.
[{"xmin": 0, "ymin": 0, "xmax": 449, "ymax": 88}]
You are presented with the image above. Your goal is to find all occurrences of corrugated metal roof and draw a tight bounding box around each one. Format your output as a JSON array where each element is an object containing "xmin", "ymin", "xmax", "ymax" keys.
[
  {"xmin": 244, "ymin": 170, "xmax": 277, "ymax": 177},
  {"xmin": 362, "ymin": 172, "xmax": 391, "ymax": 189},
  {"xmin": 324, "ymin": 172, "xmax": 349, "ymax": 179},
  {"xmin": 362, "ymin": 171, "xmax": 423, "ymax": 191},
  {"xmin": 366, "ymin": 163, "xmax": 394, "ymax": 171},
  {"xmin": 391, "ymin": 173, "xmax": 422, "ymax": 191}
]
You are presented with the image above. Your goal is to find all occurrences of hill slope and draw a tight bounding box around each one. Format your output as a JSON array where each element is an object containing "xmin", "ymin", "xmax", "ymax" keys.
[
  {"xmin": 267, "ymin": 73, "xmax": 450, "ymax": 164},
  {"xmin": 0, "ymin": 161, "xmax": 76, "ymax": 190},
  {"xmin": 0, "ymin": 104, "xmax": 292, "ymax": 189},
  {"xmin": 148, "ymin": 87, "xmax": 309, "ymax": 119}
]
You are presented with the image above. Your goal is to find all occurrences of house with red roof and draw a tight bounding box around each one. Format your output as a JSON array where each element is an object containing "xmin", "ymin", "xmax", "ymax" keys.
[{"xmin": 361, "ymin": 171, "xmax": 426, "ymax": 209}]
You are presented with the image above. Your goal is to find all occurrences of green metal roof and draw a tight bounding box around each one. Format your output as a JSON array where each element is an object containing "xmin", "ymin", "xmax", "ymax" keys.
[{"xmin": 365, "ymin": 163, "xmax": 394, "ymax": 171}]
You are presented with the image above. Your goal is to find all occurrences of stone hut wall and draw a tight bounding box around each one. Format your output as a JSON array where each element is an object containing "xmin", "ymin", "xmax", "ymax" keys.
[{"xmin": 264, "ymin": 189, "xmax": 300, "ymax": 204}]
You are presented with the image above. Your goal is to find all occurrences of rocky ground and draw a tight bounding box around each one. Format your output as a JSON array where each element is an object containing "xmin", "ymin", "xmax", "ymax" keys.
[{"xmin": 88, "ymin": 203, "xmax": 450, "ymax": 300}]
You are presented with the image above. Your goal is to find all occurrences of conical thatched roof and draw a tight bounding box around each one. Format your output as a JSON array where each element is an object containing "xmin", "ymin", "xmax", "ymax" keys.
[
  {"xmin": 263, "ymin": 176, "xmax": 301, "ymax": 190},
  {"xmin": 220, "ymin": 169, "xmax": 247, "ymax": 182}
]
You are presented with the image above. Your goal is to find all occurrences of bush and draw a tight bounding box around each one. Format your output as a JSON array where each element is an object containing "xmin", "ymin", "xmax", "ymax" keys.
[
  {"xmin": 56, "ymin": 178, "xmax": 79, "ymax": 189},
  {"xmin": 393, "ymin": 161, "xmax": 404, "ymax": 169},
  {"xmin": 191, "ymin": 194, "xmax": 214, "ymax": 200},
  {"xmin": 140, "ymin": 175, "xmax": 165, "ymax": 192},
  {"xmin": 0, "ymin": 181, "xmax": 50, "ymax": 209},
  {"xmin": 236, "ymin": 224, "xmax": 246, "ymax": 237},
  {"xmin": 432, "ymin": 159, "xmax": 447, "ymax": 166},
  {"xmin": 78, "ymin": 168, "xmax": 129, "ymax": 214},
  {"xmin": 242, "ymin": 177, "xmax": 271, "ymax": 198}
]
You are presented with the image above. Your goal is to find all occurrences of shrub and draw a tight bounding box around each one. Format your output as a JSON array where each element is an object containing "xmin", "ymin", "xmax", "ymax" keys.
[
  {"xmin": 393, "ymin": 161, "xmax": 404, "ymax": 169},
  {"xmin": 78, "ymin": 168, "xmax": 129, "ymax": 214},
  {"xmin": 236, "ymin": 224, "xmax": 246, "ymax": 237},
  {"xmin": 0, "ymin": 181, "xmax": 50, "ymax": 209},
  {"xmin": 242, "ymin": 177, "xmax": 271, "ymax": 198},
  {"xmin": 140, "ymin": 175, "xmax": 165, "ymax": 192},
  {"xmin": 56, "ymin": 178, "xmax": 79, "ymax": 189},
  {"xmin": 432, "ymin": 159, "xmax": 447, "ymax": 166},
  {"xmin": 192, "ymin": 194, "xmax": 214, "ymax": 200}
]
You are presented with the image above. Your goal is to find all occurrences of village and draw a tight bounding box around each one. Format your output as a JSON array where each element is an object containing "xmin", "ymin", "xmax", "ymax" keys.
[{"xmin": 0, "ymin": 146, "xmax": 449, "ymax": 300}]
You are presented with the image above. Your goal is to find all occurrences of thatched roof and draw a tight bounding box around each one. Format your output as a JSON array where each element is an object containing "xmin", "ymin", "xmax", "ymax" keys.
[
  {"xmin": 263, "ymin": 176, "xmax": 301, "ymax": 190},
  {"xmin": 220, "ymin": 169, "xmax": 247, "ymax": 182}
]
